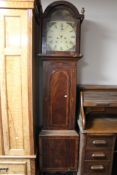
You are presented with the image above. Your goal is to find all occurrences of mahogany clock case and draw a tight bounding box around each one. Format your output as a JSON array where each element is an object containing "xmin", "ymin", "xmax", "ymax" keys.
[
  {"xmin": 39, "ymin": 1, "xmax": 84, "ymax": 130},
  {"xmin": 39, "ymin": 130, "xmax": 79, "ymax": 172},
  {"xmin": 38, "ymin": 1, "xmax": 84, "ymax": 174},
  {"xmin": 42, "ymin": 61, "xmax": 77, "ymax": 130}
]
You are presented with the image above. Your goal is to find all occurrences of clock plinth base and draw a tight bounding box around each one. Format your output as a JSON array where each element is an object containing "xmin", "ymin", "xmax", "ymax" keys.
[
  {"xmin": 39, "ymin": 130, "xmax": 79, "ymax": 173},
  {"xmin": 39, "ymin": 171, "xmax": 78, "ymax": 175}
]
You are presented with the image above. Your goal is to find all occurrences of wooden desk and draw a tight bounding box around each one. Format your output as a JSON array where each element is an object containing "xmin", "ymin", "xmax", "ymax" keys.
[{"xmin": 78, "ymin": 85, "xmax": 117, "ymax": 175}]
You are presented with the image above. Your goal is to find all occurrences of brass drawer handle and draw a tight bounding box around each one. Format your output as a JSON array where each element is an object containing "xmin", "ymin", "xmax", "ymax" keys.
[
  {"xmin": 90, "ymin": 165, "xmax": 104, "ymax": 171},
  {"xmin": 0, "ymin": 168, "xmax": 9, "ymax": 172},
  {"xmin": 92, "ymin": 153, "xmax": 106, "ymax": 158},
  {"xmin": 92, "ymin": 140, "xmax": 107, "ymax": 145}
]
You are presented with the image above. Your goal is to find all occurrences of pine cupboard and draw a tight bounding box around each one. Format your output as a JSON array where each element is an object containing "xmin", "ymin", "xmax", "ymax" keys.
[{"xmin": 0, "ymin": 0, "xmax": 39, "ymax": 174}]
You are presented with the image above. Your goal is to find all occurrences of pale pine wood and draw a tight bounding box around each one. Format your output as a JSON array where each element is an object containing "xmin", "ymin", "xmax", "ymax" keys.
[
  {"xmin": 0, "ymin": 155, "xmax": 36, "ymax": 158},
  {"xmin": 27, "ymin": 9, "xmax": 35, "ymax": 155},
  {"xmin": 0, "ymin": 9, "xmax": 33, "ymax": 156},
  {"xmin": 0, "ymin": 0, "xmax": 35, "ymax": 9},
  {"xmin": 0, "ymin": 130, "xmax": 2, "ymax": 155},
  {"xmin": 0, "ymin": 1, "xmax": 38, "ymax": 174},
  {"xmin": 0, "ymin": 102, "xmax": 3, "ymax": 155},
  {"xmin": 0, "ymin": 158, "xmax": 35, "ymax": 175}
]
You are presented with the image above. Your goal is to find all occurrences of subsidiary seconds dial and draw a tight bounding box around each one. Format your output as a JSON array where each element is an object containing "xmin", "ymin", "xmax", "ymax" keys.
[{"xmin": 47, "ymin": 21, "xmax": 76, "ymax": 51}]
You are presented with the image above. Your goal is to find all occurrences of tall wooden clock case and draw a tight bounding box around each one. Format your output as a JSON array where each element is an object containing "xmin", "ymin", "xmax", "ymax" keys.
[{"xmin": 39, "ymin": 1, "xmax": 84, "ymax": 174}]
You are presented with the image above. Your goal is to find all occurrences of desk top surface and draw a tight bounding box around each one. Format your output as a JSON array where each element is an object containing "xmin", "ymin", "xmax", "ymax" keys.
[
  {"xmin": 80, "ymin": 114, "xmax": 117, "ymax": 134},
  {"xmin": 80, "ymin": 85, "xmax": 117, "ymax": 90}
]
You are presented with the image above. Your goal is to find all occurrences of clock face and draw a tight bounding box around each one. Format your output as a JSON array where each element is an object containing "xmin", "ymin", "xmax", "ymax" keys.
[{"xmin": 46, "ymin": 21, "xmax": 76, "ymax": 52}]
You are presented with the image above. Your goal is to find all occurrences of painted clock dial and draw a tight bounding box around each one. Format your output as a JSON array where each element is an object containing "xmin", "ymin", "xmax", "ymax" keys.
[{"xmin": 46, "ymin": 21, "xmax": 76, "ymax": 51}]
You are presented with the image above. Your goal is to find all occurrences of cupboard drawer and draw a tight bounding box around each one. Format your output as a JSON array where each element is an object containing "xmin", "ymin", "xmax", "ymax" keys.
[
  {"xmin": 86, "ymin": 135, "xmax": 115, "ymax": 149},
  {"xmin": 0, "ymin": 158, "xmax": 35, "ymax": 175},
  {"xmin": 85, "ymin": 150, "xmax": 112, "ymax": 160},
  {"xmin": 83, "ymin": 161, "xmax": 111, "ymax": 175},
  {"xmin": 0, "ymin": 162, "xmax": 26, "ymax": 174}
]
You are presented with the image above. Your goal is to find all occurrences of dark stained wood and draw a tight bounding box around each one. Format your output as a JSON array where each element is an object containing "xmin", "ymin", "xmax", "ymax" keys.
[
  {"xmin": 84, "ymin": 114, "xmax": 117, "ymax": 134},
  {"xmin": 32, "ymin": 0, "xmax": 43, "ymax": 150},
  {"xmin": 83, "ymin": 161, "xmax": 112, "ymax": 175},
  {"xmin": 86, "ymin": 135, "xmax": 115, "ymax": 149},
  {"xmin": 78, "ymin": 133, "xmax": 116, "ymax": 175},
  {"xmin": 85, "ymin": 149, "xmax": 112, "ymax": 161},
  {"xmin": 83, "ymin": 91, "xmax": 117, "ymax": 107},
  {"xmin": 41, "ymin": 1, "xmax": 84, "ymax": 56},
  {"xmin": 79, "ymin": 85, "xmax": 117, "ymax": 129},
  {"xmin": 78, "ymin": 133, "xmax": 86, "ymax": 175},
  {"xmin": 39, "ymin": 130, "xmax": 79, "ymax": 172},
  {"xmin": 43, "ymin": 1, "xmax": 80, "ymax": 18},
  {"xmin": 78, "ymin": 85, "xmax": 117, "ymax": 175},
  {"xmin": 80, "ymin": 85, "xmax": 117, "ymax": 107},
  {"xmin": 37, "ymin": 54, "xmax": 83, "ymax": 60},
  {"xmin": 38, "ymin": 1, "xmax": 84, "ymax": 174},
  {"xmin": 43, "ymin": 61, "xmax": 77, "ymax": 129},
  {"xmin": 80, "ymin": 85, "xmax": 117, "ymax": 90}
]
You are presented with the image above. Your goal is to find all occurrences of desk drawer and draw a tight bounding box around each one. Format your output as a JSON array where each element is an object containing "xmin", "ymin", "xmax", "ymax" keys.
[
  {"xmin": 86, "ymin": 135, "xmax": 115, "ymax": 149},
  {"xmin": 83, "ymin": 161, "xmax": 111, "ymax": 175},
  {"xmin": 85, "ymin": 150, "xmax": 112, "ymax": 161}
]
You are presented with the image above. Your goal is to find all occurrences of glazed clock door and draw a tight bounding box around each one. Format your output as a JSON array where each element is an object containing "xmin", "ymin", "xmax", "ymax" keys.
[{"xmin": 43, "ymin": 61, "xmax": 77, "ymax": 129}]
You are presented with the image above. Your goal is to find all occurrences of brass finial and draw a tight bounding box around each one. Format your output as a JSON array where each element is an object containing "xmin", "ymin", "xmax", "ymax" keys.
[{"xmin": 81, "ymin": 7, "xmax": 85, "ymax": 15}]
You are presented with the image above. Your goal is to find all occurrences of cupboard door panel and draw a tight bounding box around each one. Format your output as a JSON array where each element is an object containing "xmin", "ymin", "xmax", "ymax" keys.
[
  {"xmin": 5, "ymin": 56, "xmax": 25, "ymax": 150},
  {"xmin": 43, "ymin": 61, "xmax": 76, "ymax": 129},
  {"xmin": 0, "ymin": 106, "xmax": 3, "ymax": 155},
  {"xmin": 0, "ymin": 9, "xmax": 32, "ymax": 155}
]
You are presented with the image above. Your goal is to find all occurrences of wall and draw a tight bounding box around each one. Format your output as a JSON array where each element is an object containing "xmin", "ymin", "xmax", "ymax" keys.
[{"xmin": 41, "ymin": 0, "xmax": 117, "ymax": 85}]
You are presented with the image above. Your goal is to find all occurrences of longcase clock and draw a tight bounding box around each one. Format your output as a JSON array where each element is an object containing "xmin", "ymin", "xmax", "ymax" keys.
[{"xmin": 38, "ymin": 1, "xmax": 84, "ymax": 174}]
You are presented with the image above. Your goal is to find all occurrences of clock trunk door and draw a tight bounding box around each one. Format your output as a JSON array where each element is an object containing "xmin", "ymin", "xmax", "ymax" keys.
[{"xmin": 43, "ymin": 61, "xmax": 76, "ymax": 129}]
